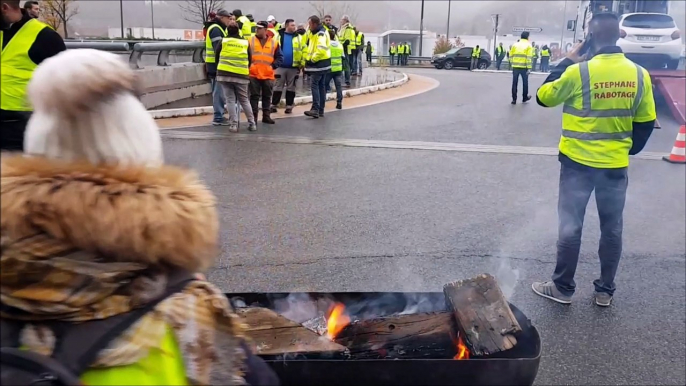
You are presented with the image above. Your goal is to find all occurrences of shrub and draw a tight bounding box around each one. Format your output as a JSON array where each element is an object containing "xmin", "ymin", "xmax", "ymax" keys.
[{"xmin": 433, "ymin": 36, "xmax": 454, "ymax": 55}]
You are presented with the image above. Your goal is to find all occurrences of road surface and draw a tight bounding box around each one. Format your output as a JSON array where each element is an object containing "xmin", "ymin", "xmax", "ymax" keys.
[{"xmin": 162, "ymin": 68, "xmax": 686, "ymax": 385}]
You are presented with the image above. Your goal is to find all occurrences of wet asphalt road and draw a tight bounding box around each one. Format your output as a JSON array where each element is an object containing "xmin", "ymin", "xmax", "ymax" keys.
[{"xmin": 162, "ymin": 68, "xmax": 686, "ymax": 385}]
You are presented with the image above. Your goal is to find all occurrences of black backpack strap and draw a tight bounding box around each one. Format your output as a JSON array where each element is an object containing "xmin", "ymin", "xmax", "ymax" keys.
[{"xmin": 46, "ymin": 270, "xmax": 195, "ymax": 376}]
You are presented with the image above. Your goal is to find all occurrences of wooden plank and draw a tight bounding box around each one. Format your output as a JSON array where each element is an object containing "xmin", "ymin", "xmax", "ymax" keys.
[
  {"xmin": 333, "ymin": 311, "xmax": 455, "ymax": 359},
  {"xmin": 443, "ymin": 274, "xmax": 522, "ymax": 356},
  {"xmin": 237, "ymin": 307, "xmax": 347, "ymax": 356}
]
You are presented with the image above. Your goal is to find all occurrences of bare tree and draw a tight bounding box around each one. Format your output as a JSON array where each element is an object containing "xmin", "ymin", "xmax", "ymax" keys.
[
  {"xmin": 178, "ymin": 0, "xmax": 225, "ymax": 26},
  {"xmin": 309, "ymin": 1, "xmax": 359, "ymax": 24},
  {"xmin": 42, "ymin": 0, "xmax": 79, "ymax": 38}
]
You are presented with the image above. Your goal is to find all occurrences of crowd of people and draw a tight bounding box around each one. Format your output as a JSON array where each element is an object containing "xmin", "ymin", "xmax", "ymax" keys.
[
  {"xmin": 204, "ymin": 9, "xmax": 373, "ymax": 130},
  {"xmin": 496, "ymin": 40, "xmax": 551, "ymax": 72},
  {"xmin": 388, "ymin": 41, "xmax": 412, "ymax": 66}
]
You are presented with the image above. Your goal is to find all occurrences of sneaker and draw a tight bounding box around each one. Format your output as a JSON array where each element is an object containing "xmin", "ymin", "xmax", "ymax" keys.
[
  {"xmin": 212, "ymin": 118, "xmax": 229, "ymax": 126},
  {"xmin": 531, "ymin": 281, "xmax": 572, "ymax": 304},
  {"xmin": 228, "ymin": 124, "xmax": 238, "ymax": 133},
  {"xmin": 270, "ymin": 106, "xmax": 278, "ymax": 114},
  {"xmin": 304, "ymin": 109, "xmax": 319, "ymax": 118},
  {"xmin": 284, "ymin": 106, "xmax": 293, "ymax": 114},
  {"xmin": 511, "ymin": 100, "xmax": 517, "ymax": 105},
  {"xmin": 523, "ymin": 95, "xmax": 532, "ymax": 103},
  {"xmin": 594, "ymin": 292, "xmax": 613, "ymax": 307},
  {"xmin": 318, "ymin": 111, "xmax": 324, "ymax": 117},
  {"xmin": 247, "ymin": 123, "xmax": 257, "ymax": 132},
  {"xmin": 336, "ymin": 102, "xmax": 342, "ymax": 110}
]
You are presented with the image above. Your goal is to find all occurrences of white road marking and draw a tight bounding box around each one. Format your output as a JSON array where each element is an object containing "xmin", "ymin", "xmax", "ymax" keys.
[{"xmin": 161, "ymin": 131, "xmax": 665, "ymax": 161}]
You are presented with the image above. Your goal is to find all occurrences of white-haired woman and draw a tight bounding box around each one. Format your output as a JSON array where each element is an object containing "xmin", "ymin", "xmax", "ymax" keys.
[{"xmin": 0, "ymin": 49, "xmax": 278, "ymax": 385}]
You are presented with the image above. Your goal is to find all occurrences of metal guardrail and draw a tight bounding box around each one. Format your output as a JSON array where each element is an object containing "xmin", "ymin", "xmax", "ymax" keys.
[
  {"xmin": 65, "ymin": 41, "xmax": 205, "ymax": 69},
  {"xmin": 372, "ymin": 55, "xmax": 432, "ymax": 65}
]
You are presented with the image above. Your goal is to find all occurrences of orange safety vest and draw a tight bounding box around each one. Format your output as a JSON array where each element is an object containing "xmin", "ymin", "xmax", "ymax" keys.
[{"xmin": 249, "ymin": 36, "xmax": 276, "ymax": 80}]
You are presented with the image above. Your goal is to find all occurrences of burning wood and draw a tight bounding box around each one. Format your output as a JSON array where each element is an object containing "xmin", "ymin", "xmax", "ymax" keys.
[
  {"xmin": 326, "ymin": 303, "xmax": 351, "ymax": 339},
  {"xmin": 443, "ymin": 273, "xmax": 522, "ymax": 357}
]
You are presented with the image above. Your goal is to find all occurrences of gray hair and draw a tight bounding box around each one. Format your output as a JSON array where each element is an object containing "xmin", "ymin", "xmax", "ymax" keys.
[{"xmin": 341, "ymin": 15, "xmax": 350, "ymax": 22}]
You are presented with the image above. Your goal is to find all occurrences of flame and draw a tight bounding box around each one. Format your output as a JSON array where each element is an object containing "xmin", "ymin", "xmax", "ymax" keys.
[
  {"xmin": 453, "ymin": 333, "xmax": 470, "ymax": 360},
  {"xmin": 325, "ymin": 303, "xmax": 350, "ymax": 339}
]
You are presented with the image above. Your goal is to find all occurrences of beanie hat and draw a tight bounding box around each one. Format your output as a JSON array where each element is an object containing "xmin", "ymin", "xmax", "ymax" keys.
[{"xmin": 24, "ymin": 49, "xmax": 163, "ymax": 167}]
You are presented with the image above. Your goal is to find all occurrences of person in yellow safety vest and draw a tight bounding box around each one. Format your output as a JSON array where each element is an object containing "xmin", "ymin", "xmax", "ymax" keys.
[
  {"xmin": 1, "ymin": 48, "xmax": 279, "ymax": 386},
  {"xmin": 354, "ymin": 28, "xmax": 364, "ymax": 75},
  {"xmin": 267, "ymin": 15, "xmax": 281, "ymax": 31},
  {"xmin": 540, "ymin": 45, "xmax": 551, "ymax": 72},
  {"xmin": 495, "ymin": 42, "xmax": 506, "ymax": 70},
  {"xmin": 338, "ymin": 15, "xmax": 356, "ymax": 86},
  {"xmin": 531, "ymin": 42, "xmax": 539, "ymax": 71},
  {"xmin": 1, "ymin": 0, "xmax": 65, "ymax": 151},
  {"xmin": 205, "ymin": 9, "xmax": 231, "ymax": 125},
  {"xmin": 365, "ymin": 41, "xmax": 374, "ymax": 64},
  {"xmin": 327, "ymin": 28, "xmax": 345, "ymax": 110},
  {"xmin": 303, "ymin": 15, "xmax": 331, "ymax": 118},
  {"xmin": 470, "ymin": 45, "xmax": 482, "ymax": 70},
  {"xmin": 323, "ymin": 14, "xmax": 338, "ymax": 36},
  {"xmin": 389, "ymin": 42, "xmax": 397, "ymax": 66},
  {"xmin": 509, "ymin": 31, "xmax": 534, "ymax": 104},
  {"xmin": 217, "ymin": 22, "xmax": 257, "ymax": 132},
  {"xmin": 396, "ymin": 42, "xmax": 404, "ymax": 66},
  {"xmin": 233, "ymin": 9, "xmax": 253, "ymax": 38},
  {"xmin": 403, "ymin": 42, "xmax": 411, "ymax": 65},
  {"xmin": 533, "ymin": 12, "xmax": 656, "ymax": 308},
  {"xmin": 271, "ymin": 19, "xmax": 305, "ymax": 115}
]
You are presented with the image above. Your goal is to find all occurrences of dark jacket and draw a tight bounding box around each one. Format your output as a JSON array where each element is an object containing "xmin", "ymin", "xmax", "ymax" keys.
[
  {"xmin": 206, "ymin": 20, "xmax": 226, "ymax": 77},
  {"xmin": 215, "ymin": 32, "xmax": 252, "ymax": 80},
  {"xmin": 537, "ymin": 46, "xmax": 655, "ymax": 168}
]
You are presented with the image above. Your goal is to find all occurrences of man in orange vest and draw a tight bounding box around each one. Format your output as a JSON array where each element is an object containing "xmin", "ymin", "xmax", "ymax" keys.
[{"xmin": 249, "ymin": 21, "xmax": 283, "ymax": 125}]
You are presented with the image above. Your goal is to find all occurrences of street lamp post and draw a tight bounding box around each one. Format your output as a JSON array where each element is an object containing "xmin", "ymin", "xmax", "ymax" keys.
[
  {"xmin": 150, "ymin": 0, "xmax": 155, "ymax": 39},
  {"xmin": 446, "ymin": 0, "xmax": 451, "ymax": 39},
  {"xmin": 418, "ymin": 0, "xmax": 425, "ymax": 57},
  {"xmin": 560, "ymin": 0, "xmax": 568, "ymax": 51},
  {"xmin": 119, "ymin": 0, "xmax": 124, "ymax": 39}
]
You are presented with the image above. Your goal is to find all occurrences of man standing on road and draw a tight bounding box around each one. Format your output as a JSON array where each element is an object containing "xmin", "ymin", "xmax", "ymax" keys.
[
  {"xmin": 495, "ymin": 42, "xmax": 506, "ymax": 70},
  {"xmin": 233, "ymin": 9, "xmax": 254, "ymax": 39},
  {"xmin": 532, "ymin": 12, "xmax": 656, "ymax": 307},
  {"xmin": 338, "ymin": 16, "xmax": 356, "ymax": 84},
  {"xmin": 217, "ymin": 22, "xmax": 256, "ymax": 132},
  {"xmin": 403, "ymin": 42, "xmax": 411, "ymax": 66},
  {"xmin": 509, "ymin": 32, "xmax": 534, "ymax": 104},
  {"xmin": 23, "ymin": 0, "xmax": 38, "ymax": 18},
  {"xmin": 531, "ymin": 42, "xmax": 539, "ymax": 71},
  {"xmin": 248, "ymin": 21, "xmax": 282, "ymax": 125},
  {"xmin": 540, "ymin": 45, "xmax": 551, "ymax": 72},
  {"xmin": 323, "ymin": 14, "xmax": 337, "ymax": 35},
  {"xmin": 303, "ymin": 15, "xmax": 331, "ymax": 119},
  {"xmin": 389, "ymin": 42, "xmax": 396, "ymax": 66},
  {"xmin": 396, "ymin": 41, "xmax": 404, "ymax": 66},
  {"xmin": 205, "ymin": 10, "xmax": 230, "ymax": 126},
  {"xmin": 271, "ymin": 19, "xmax": 304, "ymax": 115},
  {"xmin": 470, "ymin": 45, "xmax": 481, "ymax": 70},
  {"xmin": 1, "ymin": 0, "xmax": 65, "ymax": 151},
  {"xmin": 365, "ymin": 41, "xmax": 373, "ymax": 65},
  {"xmin": 327, "ymin": 28, "xmax": 344, "ymax": 110}
]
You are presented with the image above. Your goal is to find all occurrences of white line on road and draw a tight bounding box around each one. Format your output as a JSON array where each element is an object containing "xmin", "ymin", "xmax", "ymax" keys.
[{"xmin": 161, "ymin": 131, "xmax": 666, "ymax": 161}]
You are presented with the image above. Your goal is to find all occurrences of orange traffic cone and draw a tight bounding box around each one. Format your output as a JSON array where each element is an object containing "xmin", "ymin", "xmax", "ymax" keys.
[{"xmin": 663, "ymin": 125, "xmax": 686, "ymax": 164}]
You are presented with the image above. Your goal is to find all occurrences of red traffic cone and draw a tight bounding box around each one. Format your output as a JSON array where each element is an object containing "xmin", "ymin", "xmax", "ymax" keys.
[{"xmin": 663, "ymin": 125, "xmax": 686, "ymax": 164}]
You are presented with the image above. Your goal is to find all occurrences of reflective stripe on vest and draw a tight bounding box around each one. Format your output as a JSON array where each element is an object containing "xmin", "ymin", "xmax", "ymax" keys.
[
  {"xmin": 205, "ymin": 24, "xmax": 227, "ymax": 63},
  {"xmin": 562, "ymin": 61, "xmax": 644, "ymax": 119},
  {"xmin": 217, "ymin": 38, "xmax": 249, "ymax": 75},
  {"xmin": 509, "ymin": 40, "xmax": 532, "ymax": 68},
  {"xmin": 0, "ymin": 18, "xmax": 48, "ymax": 111},
  {"xmin": 249, "ymin": 36, "xmax": 276, "ymax": 79},
  {"xmin": 330, "ymin": 41, "xmax": 344, "ymax": 72},
  {"xmin": 291, "ymin": 34, "xmax": 304, "ymax": 65}
]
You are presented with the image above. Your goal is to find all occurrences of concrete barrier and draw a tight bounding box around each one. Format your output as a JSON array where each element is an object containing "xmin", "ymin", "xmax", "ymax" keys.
[
  {"xmin": 138, "ymin": 63, "xmax": 209, "ymax": 109},
  {"xmin": 149, "ymin": 71, "xmax": 410, "ymax": 119}
]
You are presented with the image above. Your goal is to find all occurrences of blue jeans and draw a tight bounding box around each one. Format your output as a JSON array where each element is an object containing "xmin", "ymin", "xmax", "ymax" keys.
[
  {"xmin": 344, "ymin": 53, "xmax": 351, "ymax": 84},
  {"xmin": 326, "ymin": 72, "xmax": 343, "ymax": 104},
  {"xmin": 309, "ymin": 72, "xmax": 327, "ymax": 113},
  {"xmin": 552, "ymin": 161, "xmax": 628, "ymax": 296},
  {"xmin": 348, "ymin": 51, "xmax": 358, "ymax": 74},
  {"xmin": 211, "ymin": 78, "xmax": 226, "ymax": 122}
]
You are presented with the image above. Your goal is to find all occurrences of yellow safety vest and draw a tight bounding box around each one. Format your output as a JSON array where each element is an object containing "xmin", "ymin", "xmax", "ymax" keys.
[
  {"xmin": 472, "ymin": 47, "xmax": 481, "ymax": 58},
  {"xmin": 541, "ymin": 49, "xmax": 551, "ymax": 57},
  {"xmin": 397, "ymin": 45, "xmax": 405, "ymax": 55},
  {"xmin": 204, "ymin": 24, "xmax": 227, "ymax": 64},
  {"xmin": 355, "ymin": 32, "xmax": 363, "ymax": 46},
  {"xmin": 330, "ymin": 40, "xmax": 344, "ymax": 72},
  {"xmin": 537, "ymin": 53, "xmax": 656, "ymax": 168},
  {"xmin": 338, "ymin": 25, "xmax": 356, "ymax": 54},
  {"xmin": 288, "ymin": 34, "xmax": 305, "ymax": 66},
  {"xmin": 0, "ymin": 18, "xmax": 49, "ymax": 111},
  {"xmin": 305, "ymin": 29, "xmax": 331, "ymax": 65},
  {"xmin": 390, "ymin": 45, "xmax": 396, "ymax": 54},
  {"xmin": 217, "ymin": 37, "xmax": 249, "ymax": 76},
  {"xmin": 509, "ymin": 39, "xmax": 533, "ymax": 69},
  {"xmin": 237, "ymin": 16, "xmax": 253, "ymax": 38}
]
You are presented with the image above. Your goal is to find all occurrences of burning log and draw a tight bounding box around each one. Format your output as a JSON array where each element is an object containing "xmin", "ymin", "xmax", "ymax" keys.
[
  {"xmin": 443, "ymin": 274, "xmax": 522, "ymax": 357},
  {"xmin": 237, "ymin": 307, "xmax": 347, "ymax": 356},
  {"xmin": 333, "ymin": 311, "xmax": 456, "ymax": 359}
]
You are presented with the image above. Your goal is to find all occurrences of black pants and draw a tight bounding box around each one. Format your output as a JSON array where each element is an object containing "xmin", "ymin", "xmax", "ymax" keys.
[
  {"xmin": 496, "ymin": 58, "xmax": 503, "ymax": 70},
  {"xmin": 249, "ymin": 78, "xmax": 274, "ymax": 117},
  {"xmin": 511, "ymin": 68, "xmax": 529, "ymax": 102},
  {"xmin": 552, "ymin": 161, "xmax": 628, "ymax": 296},
  {"xmin": 389, "ymin": 54, "xmax": 395, "ymax": 65},
  {"xmin": 541, "ymin": 57, "xmax": 550, "ymax": 72},
  {"xmin": 366, "ymin": 52, "xmax": 372, "ymax": 63},
  {"xmin": 0, "ymin": 112, "xmax": 30, "ymax": 151}
]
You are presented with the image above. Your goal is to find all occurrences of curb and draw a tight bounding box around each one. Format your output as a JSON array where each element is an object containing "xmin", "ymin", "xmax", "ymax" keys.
[
  {"xmin": 471, "ymin": 69, "xmax": 550, "ymax": 75},
  {"xmin": 150, "ymin": 72, "xmax": 410, "ymax": 119}
]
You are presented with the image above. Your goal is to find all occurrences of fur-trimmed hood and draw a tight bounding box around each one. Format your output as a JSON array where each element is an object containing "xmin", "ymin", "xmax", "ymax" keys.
[{"xmin": 1, "ymin": 155, "xmax": 218, "ymax": 272}]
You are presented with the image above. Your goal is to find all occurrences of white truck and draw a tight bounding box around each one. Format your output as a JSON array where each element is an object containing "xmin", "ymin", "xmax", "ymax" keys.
[{"xmin": 573, "ymin": 0, "xmax": 682, "ymax": 69}]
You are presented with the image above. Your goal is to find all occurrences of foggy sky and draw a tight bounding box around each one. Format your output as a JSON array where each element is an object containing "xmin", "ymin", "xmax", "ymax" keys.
[{"xmin": 65, "ymin": 1, "xmax": 685, "ymax": 38}]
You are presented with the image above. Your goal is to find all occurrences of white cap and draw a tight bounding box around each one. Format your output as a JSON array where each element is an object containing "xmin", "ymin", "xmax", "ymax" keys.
[
  {"xmin": 267, "ymin": 15, "xmax": 276, "ymax": 22},
  {"xmin": 24, "ymin": 49, "xmax": 163, "ymax": 167}
]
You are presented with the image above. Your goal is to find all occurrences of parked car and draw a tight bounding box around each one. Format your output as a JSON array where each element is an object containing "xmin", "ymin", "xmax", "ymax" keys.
[
  {"xmin": 431, "ymin": 47, "xmax": 492, "ymax": 70},
  {"xmin": 618, "ymin": 13, "xmax": 682, "ymax": 69}
]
